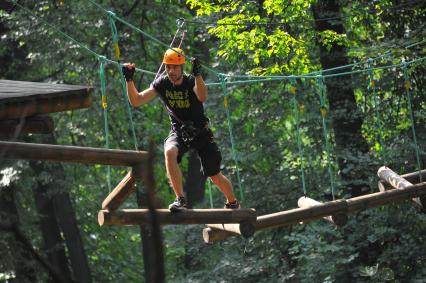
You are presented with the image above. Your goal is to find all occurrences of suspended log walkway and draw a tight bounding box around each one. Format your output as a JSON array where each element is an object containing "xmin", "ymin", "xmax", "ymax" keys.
[
  {"xmin": 98, "ymin": 208, "xmax": 256, "ymax": 230},
  {"xmin": 204, "ymin": 167, "xmax": 426, "ymax": 243}
]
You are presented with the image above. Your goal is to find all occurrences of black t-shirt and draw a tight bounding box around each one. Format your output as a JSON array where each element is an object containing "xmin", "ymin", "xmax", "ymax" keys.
[{"xmin": 151, "ymin": 74, "xmax": 209, "ymax": 131}]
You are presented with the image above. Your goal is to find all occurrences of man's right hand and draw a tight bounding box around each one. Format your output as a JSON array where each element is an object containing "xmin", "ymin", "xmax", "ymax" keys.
[{"xmin": 122, "ymin": 63, "xmax": 135, "ymax": 82}]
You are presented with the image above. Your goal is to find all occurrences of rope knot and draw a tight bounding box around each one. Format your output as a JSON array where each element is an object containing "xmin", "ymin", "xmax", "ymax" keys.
[{"xmin": 106, "ymin": 10, "xmax": 116, "ymax": 17}]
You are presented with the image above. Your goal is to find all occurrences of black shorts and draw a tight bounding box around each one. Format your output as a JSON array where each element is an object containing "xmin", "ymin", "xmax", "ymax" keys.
[{"xmin": 164, "ymin": 129, "xmax": 222, "ymax": 177}]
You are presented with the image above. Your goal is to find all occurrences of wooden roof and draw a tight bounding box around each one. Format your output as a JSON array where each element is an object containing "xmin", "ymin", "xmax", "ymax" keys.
[{"xmin": 0, "ymin": 79, "xmax": 93, "ymax": 120}]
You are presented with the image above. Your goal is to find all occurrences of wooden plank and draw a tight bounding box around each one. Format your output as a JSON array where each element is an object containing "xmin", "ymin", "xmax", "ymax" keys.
[
  {"xmin": 377, "ymin": 166, "xmax": 425, "ymax": 209},
  {"xmin": 98, "ymin": 208, "xmax": 257, "ymax": 226},
  {"xmin": 0, "ymin": 115, "xmax": 54, "ymax": 138},
  {"xmin": 0, "ymin": 141, "xmax": 148, "ymax": 166},
  {"xmin": 102, "ymin": 171, "xmax": 136, "ymax": 210},
  {"xmin": 297, "ymin": 196, "xmax": 348, "ymax": 226},
  {"xmin": 204, "ymin": 182, "xmax": 426, "ymax": 242}
]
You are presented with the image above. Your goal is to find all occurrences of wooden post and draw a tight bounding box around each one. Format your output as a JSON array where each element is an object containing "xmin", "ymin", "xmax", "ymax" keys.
[
  {"xmin": 297, "ymin": 196, "xmax": 348, "ymax": 226},
  {"xmin": 98, "ymin": 208, "xmax": 257, "ymax": 226},
  {"xmin": 0, "ymin": 141, "xmax": 148, "ymax": 166},
  {"xmin": 378, "ymin": 166, "xmax": 426, "ymax": 209},
  {"xmin": 102, "ymin": 171, "xmax": 136, "ymax": 210}
]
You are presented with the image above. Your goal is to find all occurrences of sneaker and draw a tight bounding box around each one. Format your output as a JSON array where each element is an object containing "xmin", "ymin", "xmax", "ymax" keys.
[
  {"xmin": 169, "ymin": 197, "xmax": 187, "ymax": 212},
  {"xmin": 224, "ymin": 199, "xmax": 240, "ymax": 209}
]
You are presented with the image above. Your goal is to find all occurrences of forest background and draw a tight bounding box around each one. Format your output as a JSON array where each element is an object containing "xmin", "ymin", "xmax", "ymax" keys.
[{"xmin": 0, "ymin": 0, "xmax": 426, "ymax": 282}]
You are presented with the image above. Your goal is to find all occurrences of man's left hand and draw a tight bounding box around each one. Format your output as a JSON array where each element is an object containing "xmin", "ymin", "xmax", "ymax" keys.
[{"xmin": 190, "ymin": 57, "xmax": 202, "ymax": 77}]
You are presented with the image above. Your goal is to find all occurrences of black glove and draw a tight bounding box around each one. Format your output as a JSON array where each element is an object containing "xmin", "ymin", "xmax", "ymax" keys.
[
  {"xmin": 190, "ymin": 57, "xmax": 202, "ymax": 77},
  {"xmin": 122, "ymin": 64, "xmax": 135, "ymax": 82}
]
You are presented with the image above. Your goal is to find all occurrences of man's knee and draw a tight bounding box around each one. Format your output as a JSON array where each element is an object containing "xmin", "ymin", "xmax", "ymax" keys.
[{"xmin": 164, "ymin": 145, "xmax": 179, "ymax": 162}]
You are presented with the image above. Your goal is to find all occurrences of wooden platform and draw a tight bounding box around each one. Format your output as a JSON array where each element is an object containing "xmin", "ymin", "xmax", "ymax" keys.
[{"xmin": 0, "ymin": 79, "xmax": 92, "ymax": 120}]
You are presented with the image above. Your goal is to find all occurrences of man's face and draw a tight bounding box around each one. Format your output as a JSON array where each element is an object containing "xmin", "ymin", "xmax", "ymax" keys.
[{"xmin": 165, "ymin": 64, "xmax": 182, "ymax": 83}]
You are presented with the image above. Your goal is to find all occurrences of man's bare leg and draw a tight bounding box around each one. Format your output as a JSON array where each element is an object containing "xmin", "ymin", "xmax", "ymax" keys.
[
  {"xmin": 210, "ymin": 172, "xmax": 236, "ymax": 203},
  {"xmin": 164, "ymin": 145, "xmax": 184, "ymax": 198}
]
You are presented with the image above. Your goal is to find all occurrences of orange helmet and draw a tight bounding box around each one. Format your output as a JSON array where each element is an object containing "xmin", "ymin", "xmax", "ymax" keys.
[{"xmin": 163, "ymin": 48, "xmax": 185, "ymax": 65}]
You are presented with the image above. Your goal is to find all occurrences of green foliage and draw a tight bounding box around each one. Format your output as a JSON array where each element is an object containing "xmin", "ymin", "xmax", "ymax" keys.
[{"xmin": 1, "ymin": 0, "xmax": 426, "ymax": 282}]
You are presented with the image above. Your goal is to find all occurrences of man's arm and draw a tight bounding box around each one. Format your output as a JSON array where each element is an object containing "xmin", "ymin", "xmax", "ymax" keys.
[
  {"xmin": 191, "ymin": 58, "xmax": 207, "ymax": 102},
  {"xmin": 193, "ymin": 75, "xmax": 207, "ymax": 103},
  {"xmin": 126, "ymin": 81, "xmax": 158, "ymax": 107},
  {"xmin": 123, "ymin": 63, "xmax": 158, "ymax": 107}
]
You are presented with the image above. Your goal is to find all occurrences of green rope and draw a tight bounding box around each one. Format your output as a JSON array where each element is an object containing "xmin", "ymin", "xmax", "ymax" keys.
[
  {"xmin": 117, "ymin": 66, "xmax": 139, "ymax": 150},
  {"xmin": 107, "ymin": 11, "xmax": 121, "ymax": 60},
  {"xmin": 99, "ymin": 56, "xmax": 112, "ymax": 192},
  {"xmin": 87, "ymin": 0, "xmax": 220, "ymax": 76},
  {"xmin": 207, "ymin": 180, "xmax": 214, "ymax": 208},
  {"xmin": 403, "ymin": 63, "xmax": 423, "ymax": 182},
  {"xmin": 289, "ymin": 79, "xmax": 307, "ymax": 196},
  {"xmin": 317, "ymin": 75, "xmax": 336, "ymax": 200},
  {"xmin": 368, "ymin": 58, "xmax": 387, "ymax": 163},
  {"xmin": 107, "ymin": 11, "xmax": 139, "ymax": 150},
  {"xmin": 219, "ymin": 74, "xmax": 244, "ymax": 202}
]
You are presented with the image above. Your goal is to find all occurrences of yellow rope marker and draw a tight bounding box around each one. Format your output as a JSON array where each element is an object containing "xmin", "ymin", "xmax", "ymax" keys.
[
  {"xmin": 114, "ymin": 42, "xmax": 121, "ymax": 60},
  {"xmin": 102, "ymin": 96, "xmax": 107, "ymax": 109},
  {"xmin": 320, "ymin": 106, "xmax": 328, "ymax": 117},
  {"xmin": 224, "ymin": 96, "xmax": 228, "ymax": 108},
  {"xmin": 289, "ymin": 86, "xmax": 297, "ymax": 95},
  {"xmin": 404, "ymin": 80, "xmax": 411, "ymax": 90}
]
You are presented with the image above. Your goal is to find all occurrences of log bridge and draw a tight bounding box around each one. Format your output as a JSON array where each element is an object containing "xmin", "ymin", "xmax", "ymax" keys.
[
  {"xmin": 0, "ymin": 141, "xmax": 257, "ymax": 238},
  {"xmin": 3, "ymin": 141, "xmax": 424, "ymax": 243},
  {"xmin": 204, "ymin": 166, "xmax": 426, "ymax": 243}
]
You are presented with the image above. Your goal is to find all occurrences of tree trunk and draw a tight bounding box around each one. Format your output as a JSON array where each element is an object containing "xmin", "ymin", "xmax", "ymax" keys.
[
  {"xmin": 312, "ymin": 0, "xmax": 371, "ymax": 197},
  {"xmin": 0, "ymin": 178, "xmax": 37, "ymax": 282},
  {"xmin": 29, "ymin": 134, "xmax": 92, "ymax": 283},
  {"xmin": 30, "ymin": 159, "xmax": 73, "ymax": 283}
]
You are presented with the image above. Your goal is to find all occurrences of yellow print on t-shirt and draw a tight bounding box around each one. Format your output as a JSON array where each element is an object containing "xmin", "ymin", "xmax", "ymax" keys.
[{"xmin": 166, "ymin": 90, "xmax": 190, "ymax": 109}]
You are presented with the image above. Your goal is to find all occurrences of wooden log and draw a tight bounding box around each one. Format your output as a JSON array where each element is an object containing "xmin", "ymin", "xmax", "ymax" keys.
[
  {"xmin": 203, "ymin": 200, "xmax": 347, "ymax": 244},
  {"xmin": 255, "ymin": 199, "xmax": 349, "ymax": 230},
  {"xmin": 98, "ymin": 208, "xmax": 257, "ymax": 226},
  {"xmin": 204, "ymin": 182, "xmax": 426, "ymax": 242},
  {"xmin": 202, "ymin": 227, "xmax": 239, "ymax": 243},
  {"xmin": 377, "ymin": 166, "xmax": 426, "ymax": 209},
  {"xmin": 0, "ymin": 115, "xmax": 54, "ymax": 138},
  {"xmin": 205, "ymin": 220, "xmax": 256, "ymax": 239},
  {"xmin": 102, "ymin": 171, "xmax": 136, "ymax": 210},
  {"xmin": 0, "ymin": 141, "xmax": 147, "ymax": 166},
  {"xmin": 297, "ymin": 196, "xmax": 348, "ymax": 226},
  {"xmin": 379, "ymin": 169, "xmax": 426, "ymax": 191},
  {"xmin": 346, "ymin": 182, "xmax": 426, "ymax": 212}
]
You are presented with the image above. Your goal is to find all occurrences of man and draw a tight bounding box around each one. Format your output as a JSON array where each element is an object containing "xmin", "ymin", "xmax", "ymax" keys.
[{"xmin": 122, "ymin": 47, "xmax": 240, "ymax": 211}]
